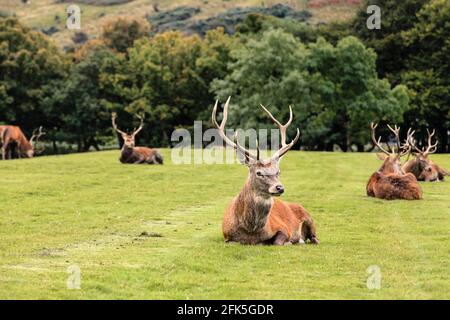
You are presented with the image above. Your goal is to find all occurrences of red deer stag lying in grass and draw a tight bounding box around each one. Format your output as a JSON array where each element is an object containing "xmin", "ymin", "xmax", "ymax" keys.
[
  {"xmin": 212, "ymin": 97, "xmax": 318, "ymax": 245},
  {"xmin": 402, "ymin": 129, "xmax": 449, "ymax": 182},
  {"xmin": 0, "ymin": 126, "xmax": 45, "ymax": 160},
  {"xmin": 111, "ymin": 113, "xmax": 163, "ymax": 165},
  {"xmin": 366, "ymin": 123, "xmax": 422, "ymax": 200}
]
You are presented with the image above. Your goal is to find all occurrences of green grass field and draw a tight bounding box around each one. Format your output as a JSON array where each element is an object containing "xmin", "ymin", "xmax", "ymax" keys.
[{"xmin": 0, "ymin": 150, "xmax": 449, "ymax": 299}]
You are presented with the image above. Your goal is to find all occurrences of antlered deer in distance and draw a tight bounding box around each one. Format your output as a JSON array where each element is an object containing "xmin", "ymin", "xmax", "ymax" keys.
[
  {"xmin": 366, "ymin": 123, "xmax": 422, "ymax": 200},
  {"xmin": 111, "ymin": 113, "xmax": 163, "ymax": 165},
  {"xmin": 402, "ymin": 129, "xmax": 449, "ymax": 182},
  {"xmin": 0, "ymin": 125, "xmax": 45, "ymax": 160},
  {"xmin": 212, "ymin": 97, "xmax": 319, "ymax": 245}
]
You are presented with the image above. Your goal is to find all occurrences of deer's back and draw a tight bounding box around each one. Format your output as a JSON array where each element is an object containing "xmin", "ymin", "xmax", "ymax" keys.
[
  {"xmin": 367, "ymin": 171, "xmax": 422, "ymax": 200},
  {"xmin": 120, "ymin": 147, "xmax": 162, "ymax": 164},
  {"xmin": 134, "ymin": 147, "xmax": 157, "ymax": 158},
  {"xmin": 0, "ymin": 125, "xmax": 26, "ymax": 141}
]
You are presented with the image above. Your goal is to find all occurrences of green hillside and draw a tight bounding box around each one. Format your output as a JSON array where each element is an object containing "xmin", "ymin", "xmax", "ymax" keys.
[{"xmin": 2, "ymin": 0, "xmax": 360, "ymax": 48}]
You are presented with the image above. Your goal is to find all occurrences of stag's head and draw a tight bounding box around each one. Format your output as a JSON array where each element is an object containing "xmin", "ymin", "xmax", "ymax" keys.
[
  {"xmin": 28, "ymin": 126, "xmax": 46, "ymax": 158},
  {"xmin": 111, "ymin": 112, "xmax": 144, "ymax": 149},
  {"xmin": 408, "ymin": 129, "xmax": 440, "ymax": 181},
  {"xmin": 212, "ymin": 97, "xmax": 300, "ymax": 197},
  {"xmin": 371, "ymin": 123, "xmax": 412, "ymax": 175}
]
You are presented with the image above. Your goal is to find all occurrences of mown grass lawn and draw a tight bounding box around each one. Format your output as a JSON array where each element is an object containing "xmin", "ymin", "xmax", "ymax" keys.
[{"xmin": 0, "ymin": 150, "xmax": 449, "ymax": 299}]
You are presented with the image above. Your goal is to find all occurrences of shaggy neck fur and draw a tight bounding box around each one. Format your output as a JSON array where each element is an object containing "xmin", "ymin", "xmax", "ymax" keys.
[
  {"xmin": 379, "ymin": 158, "xmax": 402, "ymax": 175},
  {"xmin": 19, "ymin": 139, "xmax": 33, "ymax": 154},
  {"xmin": 12, "ymin": 131, "xmax": 33, "ymax": 156},
  {"xmin": 235, "ymin": 179, "xmax": 273, "ymax": 233},
  {"xmin": 409, "ymin": 158, "xmax": 425, "ymax": 178}
]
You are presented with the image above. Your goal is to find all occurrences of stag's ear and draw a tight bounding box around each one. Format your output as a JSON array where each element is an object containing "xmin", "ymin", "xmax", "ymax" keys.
[
  {"xmin": 438, "ymin": 166, "xmax": 450, "ymax": 176},
  {"xmin": 376, "ymin": 153, "xmax": 387, "ymax": 161},
  {"xmin": 374, "ymin": 171, "xmax": 383, "ymax": 181}
]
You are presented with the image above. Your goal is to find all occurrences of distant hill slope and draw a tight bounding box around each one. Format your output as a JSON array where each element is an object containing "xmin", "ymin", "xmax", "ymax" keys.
[
  {"xmin": 3, "ymin": 0, "xmax": 360, "ymax": 49},
  {"xmin": 54, "ymin": 0, "xmax": 134, "ymax": 4},
  {"xmin": 147, "ymin": 4, "xmax": 312, "ymax": 35}
]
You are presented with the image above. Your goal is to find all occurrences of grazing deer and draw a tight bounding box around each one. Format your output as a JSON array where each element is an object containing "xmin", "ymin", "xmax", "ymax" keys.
[
  {"xmin": 212, "ymin": 97, "xmax": 318, "ymax": 245},
  {"xmin": 402, "ymin": 129, "xmax": 449, "ymax": 182},
  {"xmin": 0, "ymin": 125, "xmax": 45, "ymax": 160},
  {"xmin": 111, "ymin": 113, "xmax": 163, "ymax": 165},
  {"xmin": 366, "ymin": 123, "xmax": 422, "ymax": 200}
]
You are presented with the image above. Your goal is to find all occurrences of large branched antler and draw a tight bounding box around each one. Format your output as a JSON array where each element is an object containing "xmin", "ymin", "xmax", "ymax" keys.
[
  {"xmin": 423, "ymin": 129, "xmax": 438, "ymax": 156},
  {"xmin": 371, "ymin": 123, "xmax": 410, "ymax": 157},
  {"xmin": 259, "ymin": 104, "xmax": 300, "ymax": 161},
  {"xmin": 212, "ymin": 97, "xmax": 259, "ymax": 162},
  {"xmin": 371, "ymin": 122, "xmax": 391, "ymax": 155},
  {"xmin": 131, "ymin": 113, "xmax": 145, "ymax": 138},
  {"xmin": 407, "ymin": 128, "xmax": 438, "ymax": 156},
  {"xmin": 386, "ymin": 124, "xmax": 402, "ymax": 154},
  {"xmin": 212, "ymin": 97, "xmax": 300, "ymax": 163},
  {"xmin": 401, "ymin": 128, "xmax": 415, "ymax": 159},
  {"xmin": 112, "ymin": 112, "xmax": 145, "ymax": 137},
  {"xmin": 111, "ymin": 112, "xmax": 127, "ymax": 136},
  {"xmin": 30, "ymin": 126, "xmax": 46, "ymax": 146}
]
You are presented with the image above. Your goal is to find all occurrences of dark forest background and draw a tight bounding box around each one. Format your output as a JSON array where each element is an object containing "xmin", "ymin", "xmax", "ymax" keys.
[{"xmin": 0, "ymin": 0, "xmax": 448, "ymax": 153}]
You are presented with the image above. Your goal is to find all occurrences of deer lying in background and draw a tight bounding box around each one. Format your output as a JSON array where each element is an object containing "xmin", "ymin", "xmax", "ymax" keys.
[
  {"xmin": 402, "ymin": 129, "xmax": 449, "ymax": 182},
  {"xmin": 366, "ymin": 123, "xmax": 422, "ymax": 200},
  {"xmin": 0, "ymin": 125, "xmax": 45, "ymax": 160},
  {"xmin": 111, "ymin": 113, "xmax": 163, "ymax": 165},
  {"xmin": 212, "ymin": 97, "xmax": 318, "ymax": 245}
]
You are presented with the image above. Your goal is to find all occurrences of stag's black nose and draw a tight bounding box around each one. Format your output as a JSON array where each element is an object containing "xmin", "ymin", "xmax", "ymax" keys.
[{"xmin": 275, "ymin": 185, "xmax": 284, "ymax": 194}]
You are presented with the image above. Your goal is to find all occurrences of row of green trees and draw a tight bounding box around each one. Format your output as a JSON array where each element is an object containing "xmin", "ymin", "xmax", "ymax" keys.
[
  {"xmin": 0, "ymin": 0, "xmax": 448, "ymax": 152},
  {"xmin": 352, "ymin": 0, "xmax": 449, "ymax": 152}
]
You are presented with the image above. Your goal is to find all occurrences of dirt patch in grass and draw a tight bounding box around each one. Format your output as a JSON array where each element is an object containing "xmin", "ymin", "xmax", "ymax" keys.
[{"xmin": 139, "ymin": 231, "xmax": 163, "ymax": 238}]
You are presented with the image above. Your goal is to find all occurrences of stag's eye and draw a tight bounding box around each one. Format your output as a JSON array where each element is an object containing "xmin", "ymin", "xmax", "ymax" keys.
[{"xmin": 256, "ymin": 171, "xmax": 263, "ymax": 177}]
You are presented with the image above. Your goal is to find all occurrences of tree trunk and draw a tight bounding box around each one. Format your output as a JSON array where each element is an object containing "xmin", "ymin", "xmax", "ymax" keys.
[
  {"xmin": 339, "ymin": 140, "xmax": 348, "ymax": 152},
  {"xmin": 325, "ymin": 143, "xmax": 334, "ymax": 151},
  {"xmin": 340, "ymin": 117, "xmax": 350, "ymax": 152},
  {"xmin": 116, "ymin": 133, "xmax": 123, "ymax": 149},
  {"xmin": 52, "ymin": 139, "xmax": 58, "ymax": 154},
  {"xmin": 357, "ymin": 143, "xmax": 364, "ymax": 152},
  {"xmin": 91, "ymin": 138, "xmax": 100, "ymax": 151},
  {"xmin": 439, "ymin": 127, "xmax": 448, "ymax": 153},
  {"xmin": 82, "ymin": 138, "xmax": 91, "ymax": 152}
]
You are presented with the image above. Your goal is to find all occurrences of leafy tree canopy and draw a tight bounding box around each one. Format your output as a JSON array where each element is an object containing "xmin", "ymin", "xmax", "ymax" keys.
[
  {"xmin": 0, "ymin": 17, "xmax": 67, "ymax": 136},
  {"xmin": 401, "ymin": 0, "xmax": 450, "ymax": 152},
  {"xmin": 212, "ymin": 29, "xmax": 409, "ymax": 151},
  {"xmin": 352, "ymin": 0, "xmax": 428, "ymax": 82},
  {"xmin": 101, "ymin": 17, "xmax": 151, "ymax": 53}
]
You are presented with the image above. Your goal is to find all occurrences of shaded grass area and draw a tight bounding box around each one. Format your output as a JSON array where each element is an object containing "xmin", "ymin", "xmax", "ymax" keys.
[{"xmin": 0, "ymin": 150, "xmax": 449, "ymax": 299}]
